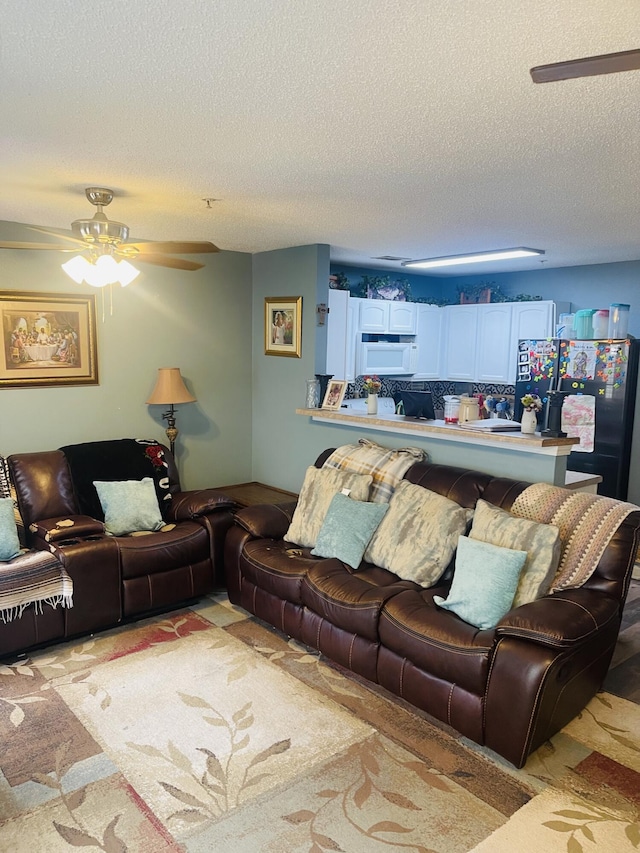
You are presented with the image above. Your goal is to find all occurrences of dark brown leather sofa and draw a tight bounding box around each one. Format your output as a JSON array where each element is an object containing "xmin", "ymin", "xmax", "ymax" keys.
[
  {"xmin": 0, "ymin": 439, "xmax": 237, "ymax": 659},
  {"xmin": 224, "ymin": 449, "xmax": 640, "ymax": 768}
]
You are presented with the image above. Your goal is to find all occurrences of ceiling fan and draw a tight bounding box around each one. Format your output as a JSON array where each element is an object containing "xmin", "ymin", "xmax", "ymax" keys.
[
  {"xmin": 531, "ymin": 48, "xmax": 640, "ymax": 83},
  {"xmin": 0, "ymin": 187, "xmax": 219, "ymax": 285}
]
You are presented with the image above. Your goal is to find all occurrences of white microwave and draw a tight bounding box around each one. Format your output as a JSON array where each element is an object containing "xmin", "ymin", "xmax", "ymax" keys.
[{"xmin": 356, "ymin": 340, "xmax": 418, "ymax": 376}]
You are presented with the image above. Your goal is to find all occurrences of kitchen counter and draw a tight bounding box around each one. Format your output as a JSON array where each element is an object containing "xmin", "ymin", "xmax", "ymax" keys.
[{"xmin": 296, "ymin": 407, "xmax": 580, "ymax": 487}]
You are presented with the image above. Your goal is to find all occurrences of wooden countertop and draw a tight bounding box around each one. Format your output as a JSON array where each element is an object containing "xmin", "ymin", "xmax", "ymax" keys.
[{"xmin": 296, "ymin": 408, "xmax": 580, "ymax": 456}]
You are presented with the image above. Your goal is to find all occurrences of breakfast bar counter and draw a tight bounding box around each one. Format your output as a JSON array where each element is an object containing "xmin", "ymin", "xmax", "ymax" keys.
[{"xmin": 296, "ymin": 408, "xmax": 580, "ymax": 487}]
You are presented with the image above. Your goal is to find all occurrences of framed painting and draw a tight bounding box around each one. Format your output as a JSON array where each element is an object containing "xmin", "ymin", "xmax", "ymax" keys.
[
  {"xmin": 264, "ymin": 296, "xmax": 302, "ymax": 357},
  {"xmin": 0, "ymin": 291, "xmax": 98, "ymax": 388},
  {"xmin": 321, "ymin": 379, "xmax": 347, "ymax": 410}
]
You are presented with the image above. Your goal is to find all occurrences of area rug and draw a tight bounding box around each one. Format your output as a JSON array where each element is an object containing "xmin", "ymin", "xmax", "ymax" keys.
[{"xmin": 0, "ymin": 590, "xmax": 639, "ymax": 852}]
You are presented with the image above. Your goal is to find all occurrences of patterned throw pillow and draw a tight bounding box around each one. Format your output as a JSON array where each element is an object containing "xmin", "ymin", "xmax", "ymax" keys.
[
  {"xmin": 311, "ymin": 493, "xmax": 388, "ymax": 569},
  {"xmin": 285, "ymin": 467, "xmax": 373, "ymax": 549},
  {"xmin": 434, "ymin": 536, "xmax": 527, "ymax": 629},
  {"xmin": 93, "ymin": 478, "xmax": 164, "ymax": 536},
  {"xmin": 469, "ymin": 499, "xmax": 561, "ymax": 606},
  {"xmin": 364, "ymin": 480, "xmax": 473, "ymax": 586}
]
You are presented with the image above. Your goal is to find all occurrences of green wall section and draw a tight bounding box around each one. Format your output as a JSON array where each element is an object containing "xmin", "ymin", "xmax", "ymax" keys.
[
  {"xmin": 2, "ymin": 219, "xmax": 639, "ymax": 502},
  {"xmin": 0, "ymin": 222, "xmax": 253, "ymax": 490}
]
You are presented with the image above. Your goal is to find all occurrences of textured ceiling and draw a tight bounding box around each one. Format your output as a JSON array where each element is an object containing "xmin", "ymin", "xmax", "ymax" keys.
[{"xmin": 1, "ymin": 0, "xmax": 639, "ymax": 275}]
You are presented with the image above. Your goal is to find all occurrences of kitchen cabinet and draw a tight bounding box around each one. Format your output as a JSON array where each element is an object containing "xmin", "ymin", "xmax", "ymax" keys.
[
  {"xmin": 443, "ymin": 300, "xmax": 561, "ymax": 383},
  {"xmin": 443, "ymin": 306, "xmax": 478, "ymax": 381},
  {"xmin": 358, "ymin": 299, "xmax": 417, "ymax": 334},
  {"xmin": 475, "ymin": 303, "xmax": 514, "ymax": 383},
  {"xmin": 326, "ymin": 290, "xmax": 356, "ymax": 381},
  {"xmin": 509, "ymin": 302, "xmax": 556, "ymax": 357},
  {"xmin": 413, "ymin": 303, "xmax": 444, "ymax": 379}
]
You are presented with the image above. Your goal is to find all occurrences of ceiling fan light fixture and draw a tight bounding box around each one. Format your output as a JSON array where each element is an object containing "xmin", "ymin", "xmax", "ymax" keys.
[
  {"xmin": 402, "ymin": 247, "xmax": 545, "ymax": 270},
  {"xmin": 61, "ymin": 254, "xmax": 91, "ymax": 284},
  {"xmin": 117, "ymin": 259, "xmax": 141, "ymax": 287},
  {"xmin": 61, "ymin": 252, "xmax": 140, "ymax": 288}
]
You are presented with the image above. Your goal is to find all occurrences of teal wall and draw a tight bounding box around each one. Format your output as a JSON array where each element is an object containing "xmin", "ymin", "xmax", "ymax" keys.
[
  {"xmin": 0, "ymin": 221, "xmax": 253, "ymax": 490},
  {"xmin": 2, "ymin": 220, "xmax": 639, "ymax": 502}
]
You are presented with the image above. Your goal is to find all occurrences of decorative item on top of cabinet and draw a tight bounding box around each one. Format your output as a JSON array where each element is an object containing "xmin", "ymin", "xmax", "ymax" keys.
[
  {"xmin": 459, "ymin": 281, "xmax": 495, "ymax": 304},
  {"xmin": 353, "ymin": 275, "xmax": 413, "ymax": 301},
  {"xmin": 329, "ymin": 272, "xmax": 350, "ymax": 290}
]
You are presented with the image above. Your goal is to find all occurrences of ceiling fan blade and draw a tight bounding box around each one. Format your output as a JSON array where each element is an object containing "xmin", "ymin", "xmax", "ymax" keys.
[
  {"xmin": 0, "ymin": 240, "xmax": 83, "ymax": 252},
  {"xmin": 125, "ymin": 240, "xmax": 219, "ymax": 254},
  {"xmin": 26, "ymin": 225, "xmax": 89, "ymax": 246},
  {"xmin": 531, "ymin": 48, "xmax": 640, "ymax": 83},
  {"xmin": 131, "ymin": 253, "xmax": 205, "ymax": 271}
]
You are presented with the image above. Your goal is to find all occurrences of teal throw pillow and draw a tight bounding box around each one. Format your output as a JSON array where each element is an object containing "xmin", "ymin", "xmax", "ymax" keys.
[
  {"xmin": 311, "ymin": 493, "xmax": 388, "ymax": 570},
  {"xmin": 94, "ymin": 478, "xmax": 164, "ymax": 536},
  {"xmin": 0, "ymin": 497, "xmax": 22, "ymax": 561},
  {"xmin": 434, "ymin": 535, "xmax": 527, "ymax": 630}
]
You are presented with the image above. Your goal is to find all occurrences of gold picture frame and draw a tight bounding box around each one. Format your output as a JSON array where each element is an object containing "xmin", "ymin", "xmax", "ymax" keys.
[
  {"xmin": 0, "ymin": 291, "xmax": 98, "ymax": 388},
  {"xmin": 321, "ymin": 379, "xmax": 347, "ymax": 410},
  {"xmin": 264, "ymin": 296, "xmax": 302, "ymax": 358}
]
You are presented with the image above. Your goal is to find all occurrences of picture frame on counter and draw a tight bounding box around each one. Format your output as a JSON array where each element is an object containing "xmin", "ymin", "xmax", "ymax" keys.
[
  {"xmin": 264, "ymin": 296, "xmax": 302, "ymax": 358},
  {"xmin": 321, "ymin": 379, "xmax": 347, "ymax": 410},
  {"xmin": 0, "ymin": 290, "xmax": 98, "ymax": 388}
]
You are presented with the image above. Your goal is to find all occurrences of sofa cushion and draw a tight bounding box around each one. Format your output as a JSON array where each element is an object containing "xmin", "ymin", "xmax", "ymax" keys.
[
  {"xmin": 469, "ymin": 499, "xmax": 561, "ymax": 606},
  {"xmin": 0, "ymin": 497, "xmax": 22, "ymax": 561},
  {"xmin": 434, "ymin": 536, "xmax": 527, "ymax": 630},
  {"xmin": 240, "ymin": 538, "xmax": 321, "ymax": 604},
  {"xmin": 363, "ymin": 480, "xmax": 473, "ymax": 586},
  {"xmin": 117, "ymin": 519, "xmax": 210, "ymax": 579},
  {"xmin": 311, "ymin": 493, "xmax": 388, "ymax": 569},
  {"xmin": 379, "ymin": 587, "xmax": 496, "ymax": 696},
  {"xmin": 94, "ymin": 478, "xmax": 164, "ymax": 536},
  {"xmin": 301, "ymin": 560, "xmax": 416, "ymax": 642},
  {"xmin": 285, "ymin": 467, "xmax": 372, "ymax": 548}
]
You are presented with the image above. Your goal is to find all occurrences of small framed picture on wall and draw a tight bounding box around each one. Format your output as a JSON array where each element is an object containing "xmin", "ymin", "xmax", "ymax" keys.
[{"xmin": 264, "ymin": 296, "xmax": 302, "ymax": 357}]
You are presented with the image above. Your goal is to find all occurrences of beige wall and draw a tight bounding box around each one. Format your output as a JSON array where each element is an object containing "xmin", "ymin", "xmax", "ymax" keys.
[{"xmin": 0, "ymin": 222, "xmax": 253, "ymax": 489}]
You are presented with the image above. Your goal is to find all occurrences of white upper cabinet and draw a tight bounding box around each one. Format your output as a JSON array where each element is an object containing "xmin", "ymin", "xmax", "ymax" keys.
[
  {"xmin": 358, "ymin": 300, "xmax": 417, "ymax": 334},
  {"xmin": 388, "ymin": 301, "xmax": 417, "ymax": 334},
  {"xmin": 509, "ymin": 302, "xmax": 555, "ymax": 354},
  {"xmin": 443, "ymin": 301, "xmax": 558, "ymax": 383},
  {"xmin": 413, "ymin": 304, "xmax": 444, "ymax": 379},
  {"xmin": 327, "ymin": 291, "xmax": 560, "ymax": 386},
  {"xmin": 326, "ymin": 290, "xmax": 356, "ymax": 381},
  {"xmin": 475, "ymin": 303, "xmax": 514, "ymax": 383},
  {"xmin": 443, "ymin": 306, "xmax": 478, "ymax": 381}
]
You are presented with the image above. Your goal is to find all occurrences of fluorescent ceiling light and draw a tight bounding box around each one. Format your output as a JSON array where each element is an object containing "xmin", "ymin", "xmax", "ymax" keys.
[{"xmin": 402, "ymin": 247, "xmax": 545, "ymax": 270}]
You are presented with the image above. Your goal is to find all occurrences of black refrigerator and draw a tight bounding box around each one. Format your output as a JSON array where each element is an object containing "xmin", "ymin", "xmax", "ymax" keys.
[{"xmin": 515, "ymin": 338, "xmax": 639, "ymax": 499}]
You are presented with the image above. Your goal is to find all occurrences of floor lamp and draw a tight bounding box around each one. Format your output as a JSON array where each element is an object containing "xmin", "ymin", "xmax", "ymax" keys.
[{"xmin": 146, "ymin": 368, "xmax": 196, "ymax": 457}]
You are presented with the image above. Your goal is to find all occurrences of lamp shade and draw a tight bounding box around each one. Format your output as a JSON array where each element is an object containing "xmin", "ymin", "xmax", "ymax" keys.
[{"xmin": 146, "ymin": 368, "xmax": 197, "ymax": 405}]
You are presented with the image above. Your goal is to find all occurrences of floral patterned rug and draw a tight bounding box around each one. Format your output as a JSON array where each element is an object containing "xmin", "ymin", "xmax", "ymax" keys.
[{"xmin": 1, "ymin": 586, "xmax": 639, "ymax": 852}]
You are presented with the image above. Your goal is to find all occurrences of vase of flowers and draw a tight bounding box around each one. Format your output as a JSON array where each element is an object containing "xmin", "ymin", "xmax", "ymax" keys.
[
  {"xmin": 363, "ymin": 375, "xmax": 381, "ymax": 414},
  {"xmin": 520, "ymin": 393, "xmax": 543, "ymax": 434}
]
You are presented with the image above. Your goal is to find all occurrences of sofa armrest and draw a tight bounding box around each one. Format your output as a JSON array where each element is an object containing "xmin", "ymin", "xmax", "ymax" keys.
[
  {"xmin": 496, "ymin": 589, "xmax": 621, "ymax": 649},
  {"xmin": 232, "ymin": 502, "xmax": 296, "ymax": 540},
  {"xmin": 28, "ymin": 515, "xmax": 105, "ymax": 543},
  {"xmin": 164, "ymin": 489, "xmax": 238, "ymax": 522}
]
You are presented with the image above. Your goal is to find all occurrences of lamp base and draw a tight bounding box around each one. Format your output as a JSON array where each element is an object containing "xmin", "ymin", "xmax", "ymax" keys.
[{"xmin": 162, "ymin": 405, "xmax": 178, "ymax": 456}]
